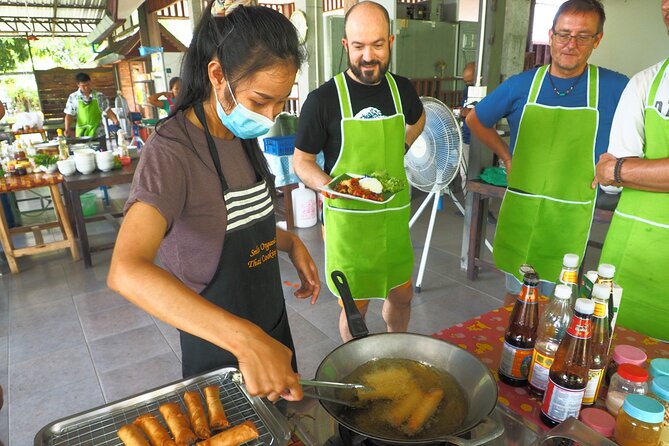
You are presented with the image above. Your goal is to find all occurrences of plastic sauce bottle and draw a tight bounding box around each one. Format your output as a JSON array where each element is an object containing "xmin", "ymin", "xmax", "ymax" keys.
[
  {"xmin": 606, "ymin": 364, "xmax": 649, "ymax": 416},
  {"xmin": 589, "ymin": 263, "xmax": 616, "ymax": 333},
  {"xmin": 583, "ymin": 283, "xmax": 612, "ymax": 406},
  {"xmin": 499, "ymin": 270, "xmax": 540, "ymax": 387},
  {"xmin": 648, "ymin": 376, "xmax": 669, "ymax": 446},
  {"xmin": 57, "ymin": 128, "xmax": 69, "ymax": 160},
  {"xmin": 614, "ymin": 394, "xmax": 664, "ymax": 446},
  {"xmin": 541, "ymin": 298, "xmax": 595, "ymax": 427},
  {"xmin": 558, "ymin": 253, "xmax": 580, "ymax": 308},
  {"xmin": 291, "ymin": 183, "xmax": 317, "ymax": 228},
  {"xmin": 606, "ymin": 345, "xmax": 648, "ymax": 385},
  {"xmin": 528, "ymin": 284, "xmax": 573, "ymax": 397}
]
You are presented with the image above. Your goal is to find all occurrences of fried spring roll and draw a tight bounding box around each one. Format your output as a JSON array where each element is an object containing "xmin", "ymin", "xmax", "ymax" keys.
[
  {"xmin": 134, "ymin": 414, "xmax": 176, "ymax": 446},
  {"xmin": 405, "ymin": 387, "xmax": 444, "ymax": 435},
  {"xmin": 159, "ymin": 402, "xmax": 198, "ymax": 446},
  {"xmin": 184, "ymin": 391, "xmax": 211, "ymax": 439},
  {"xmin": 118, "ymin": 424, "xmax": 151, "ymax": 446},
  {"xmin": 196, "ymin": 421, "xmax": 259, "ymax": 446},
  {"xmin": 203, "ymin": 385, "xmax": 229, "ymax": 429},
  {"xmin": 386, "ymin": 390, "xmax": 424, "ymax": 427}
]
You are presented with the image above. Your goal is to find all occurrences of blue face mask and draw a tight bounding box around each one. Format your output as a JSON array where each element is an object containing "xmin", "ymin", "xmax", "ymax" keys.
[{"xmin": 215, "ymin": 82, "xmax": 275, "ymax": 139}]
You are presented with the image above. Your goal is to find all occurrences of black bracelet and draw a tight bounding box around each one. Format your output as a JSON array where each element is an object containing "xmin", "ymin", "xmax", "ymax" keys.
[{"xmin": 614, "ymin": 157, "xmax": 626, "ymax": 184}]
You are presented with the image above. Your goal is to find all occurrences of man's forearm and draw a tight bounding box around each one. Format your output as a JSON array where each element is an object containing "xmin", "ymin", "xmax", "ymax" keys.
[
  {"xmin": 293, "ymin": 150, "xmax": 331, "ymax": 189},
  {"xmin": 64, "ymin": 114, "xmax": 73, "ymax": 134},
  {"xmin": 466, "ymin": 110, "xmax": 511, "ymax": 164},
  {"xmin": 406, "ymin": 111, "xmax": 426, "ymax": 147},
  {"xmin": 619, "ymin": 157, "xmax": 669, "ymax": 192}
]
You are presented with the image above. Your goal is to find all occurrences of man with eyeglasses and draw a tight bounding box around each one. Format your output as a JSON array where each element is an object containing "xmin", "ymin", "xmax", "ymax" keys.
[
  {"xmin": 591, "ymin": 0, "xmax": 669, "ymax": 342},
  {"xmin": 466, "ymin": 0, "xmax": 628, "ymax": 303}
]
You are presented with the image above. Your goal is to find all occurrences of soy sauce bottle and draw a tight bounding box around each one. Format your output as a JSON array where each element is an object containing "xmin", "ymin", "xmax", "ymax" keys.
[
  {"xmin": 498, "ymin": 269, "xmax": 540, "ymax": 387},
  {"xmin": 541, "ymin": 298, "xmax": 595, "ymax": 427}
]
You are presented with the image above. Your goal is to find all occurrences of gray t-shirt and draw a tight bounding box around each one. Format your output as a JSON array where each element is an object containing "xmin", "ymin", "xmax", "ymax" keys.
[{"xmin": 125, "ymin": 111, "xmax": 257, "ymax": 293}]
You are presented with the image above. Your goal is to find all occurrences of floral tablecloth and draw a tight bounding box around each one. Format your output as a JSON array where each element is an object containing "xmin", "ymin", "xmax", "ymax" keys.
[{"xmin": 0, "ymin": 172, "xmax": 63, "ymax": 193}]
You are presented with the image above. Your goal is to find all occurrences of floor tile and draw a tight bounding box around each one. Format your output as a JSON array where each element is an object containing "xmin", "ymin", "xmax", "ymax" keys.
[
  {"xmin": 79, "ymin": 303, "xmax": 153, "ymax": 343},
  {"xmin": 9, "ymin": 318, "xmax": 86, "ymax": 365},
  {"xmin": 0, "ymin": 367, "xmax": 9, "ymax": 446},
  {"xmin": 88, "ymin": 325, "xmax": 173, "ymax": 374},
  {"xmin": 9, "ymin": 376, "xmax": 104, "ymax": 446},
  {"xmin": 293, "ymin": 298, "xmax": 343, "ymax": 343},
  {"xmin": 0, "ymin": 311, "xmax": 6, "ymax": 338},
  {"xmin": 8, "ymin": 271, "xmax": 72, "ymax": 311},
  {"xmin": 153, "ymin": 317, "xmax": 182, "ymax": 360},
  {"xmin": 286, "ymin": 310, "xmax": 329, "ymax": 348},
  {"xmin": 0, "ymin": 337, "xmax": 7, "ymax": 371},
  {"xmin": 9, "ymin": 297, "xmax": 77, "ymax": 335},
  {"xmin": 294, "ymin": 338, "xmax": 340, "ymax": 380},
  {"xmin": 73, "ymin": 288, "xmax": 130, "ymax": 316},
  {"xmin": 98, "ymin": 351, "xmax": 182, "ymax": 403}
]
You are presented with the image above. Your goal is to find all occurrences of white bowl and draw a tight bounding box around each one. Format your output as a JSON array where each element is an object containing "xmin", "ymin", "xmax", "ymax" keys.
[
  {"xmin": 97, "ymin": 161, "xmax": 114, "ymax": 172},
  {"xmin": 42, "ymin": 164, "xmax": 58, "ymax": 174},
  {"xmin": 74, "ymin": 157, "xmax": 97, "ymax": 174},
  {"xmin": 73, "ymin": 148, "xmax": 96, "ymax": 159},
  {"xmin": 57, "ymin": 159, "xmax": 76, "ymax": 176}
]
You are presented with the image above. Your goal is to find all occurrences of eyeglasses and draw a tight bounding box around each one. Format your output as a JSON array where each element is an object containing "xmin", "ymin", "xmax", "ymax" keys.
[{"xmin": 552, "ymin": 31, "xmax": 599, "ymax": 46}]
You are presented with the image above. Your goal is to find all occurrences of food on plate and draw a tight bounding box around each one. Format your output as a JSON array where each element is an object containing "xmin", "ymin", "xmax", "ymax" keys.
[
  {"xmin": 118, "ymin": 424, "xmax": 151, "ymax": 446},
  {"xmin": 386, "ymin": 388, "xmax": 423, "ymax": 427},
  {"xmin": 195, "ymin": 420, "xmax": 259, "ymax": 446},
  {"xmin": 358, "ymin": 177, "xmax": 383, "ymax": 194},
  {"xmin": 370, "ymin": 170, "xmax": 406, "ymax": 194},
  {"xmin": 159, "ymin": 402, "xmax": 198, "ymax": 446},
  {"xmin": 333, "ymin": 177, "xmax": 384, "ymax": 201},
  {"xmin": 404, "ymin": 387, "xmax": 444, "ymax": 435},
  {"xmin": 133, "ymin": 414, "xmax": 176, "ymax": 446},
  {"xmin": 203, "ymin": 385, "xmax": 230, "ymax": 429},
  {"xmin": 184, "ymin": 391, "xmax": 211, "ymax": 439}
]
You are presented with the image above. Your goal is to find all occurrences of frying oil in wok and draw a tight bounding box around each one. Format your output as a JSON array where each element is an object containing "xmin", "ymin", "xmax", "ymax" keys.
[{"xmin": 336, "ymin": 358, "xmax": 468, "ymax": 439}]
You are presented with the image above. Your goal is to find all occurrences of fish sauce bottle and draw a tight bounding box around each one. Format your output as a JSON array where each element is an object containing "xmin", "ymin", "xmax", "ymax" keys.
[
  {"xmin": 589, "ymin": 263, "xmax": 616, "ymax": 333},
  {"xmin": 582, "ymin": 283, "xmax": 611, "ymax": 406},
  {"xmin": 499, "ymin": 271, "xmax": 540, "ymax": 387},
  {"xmin": 541, "ymin": 298, "xmax": 595, "ymax": 426},
  {"xmin": 558, "ymin": 254, "xmax": 580, "ymax": 308},
  {"xmin": 528, "ymin": 284, "xmax": 573, "ymax": 397}
]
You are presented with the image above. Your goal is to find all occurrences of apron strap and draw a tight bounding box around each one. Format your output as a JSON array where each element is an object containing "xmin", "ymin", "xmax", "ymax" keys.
[
  {"xmin": 648, "ymin": 58, "xmax": 669, "ymax": 107},
  {"xmin": 586, "ymin": 65, "xmax": 599, "ymax": 109},
  {"xmin": 334, "ymin": 73, "xmax": 353, "ymax": 119},
  {"xmin": 385, "ymin": 72, "xmax": 403, "ymax": 115},
  {"xmin": 193, "ymin": 102, "xmax": 230, "ymax": 194},
  {"xmin": 527, "ymin": 66, "xmax": 548, "ymax": 104}
]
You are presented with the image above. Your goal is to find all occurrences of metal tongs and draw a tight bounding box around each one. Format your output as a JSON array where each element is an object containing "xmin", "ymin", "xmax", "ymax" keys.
[{"xmin": 300, "ymin": 379, "xmax": 370, "ymax": 407}]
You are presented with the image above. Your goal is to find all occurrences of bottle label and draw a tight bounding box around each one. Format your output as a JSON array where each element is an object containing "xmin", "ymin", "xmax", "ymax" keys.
[
  {"xmin": 582, "ymin": 368, "xmax": 605, "ymax": 405},
  {"xmin": 518, "ymin": 286, "xmax": 538, "ymax": 304},
  {"xmin": 593, "ymin": 302, "xmax": 608, "ymax": 318},
  {"xmin": 560, "ymin": 269, "xmax": 578, "ymax": 285},
  {"xmin": 566, "ymin": 316, "xmax": 592, "ymax": 339},
  {"xmin": 499, "ymin": 341, "xmax": 533, "ymax": 380},
  {"xmin": 528, "ymin": 350, "xmax": 554, "ymax": 391},
  {"xmin": 542, "ymin": 378, "xmax": 586, "ymax": 423}
]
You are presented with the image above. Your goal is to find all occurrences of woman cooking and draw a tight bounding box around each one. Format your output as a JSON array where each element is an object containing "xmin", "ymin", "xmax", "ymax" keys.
[{"xmin": 107, "ymin": 0, "xmax": 320, "ymax": 402}]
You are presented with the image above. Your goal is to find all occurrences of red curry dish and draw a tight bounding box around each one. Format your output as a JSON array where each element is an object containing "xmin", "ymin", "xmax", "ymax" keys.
[{"xmin": 333, "ymin": 178, "xmax": 384, "ymax": 201}]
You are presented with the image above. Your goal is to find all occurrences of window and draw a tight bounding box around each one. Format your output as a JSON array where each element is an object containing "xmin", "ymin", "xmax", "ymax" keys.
[{"xmin": 531, "ymin": 0, "xmax": 566, "ymax": 44}]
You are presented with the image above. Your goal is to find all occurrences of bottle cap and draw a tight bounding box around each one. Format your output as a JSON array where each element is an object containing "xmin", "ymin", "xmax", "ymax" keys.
[
  {"xmin": 574, "ymin": 298, "xmax": 595, "ymax": 315},
  {"xmin": 597, "ymin": 264, "xmax": 615, "ymax": 279},
  {"xmin": 612, "ymin": 345, "xmax": 647, "ymax": 367},
  {"xmin": 622, "ymin": 395, "xmax": 664, "ymax": 424},
  {"xmin": 651, "ymin": 376, "xmax": 669, "ymax": 402},
  {"xmin": 298, "ymin": 183, "xmax": 305, "ymax": 189},
  {"xmin": 579, "ymin": 408, "xmax": 615, "ymax": 438},
  {"xmin": 553, "ymin": 284, "xmax": 572, "ymax": 300},
  {"xmin": 522, "ymin": 272, "xmax": 539, "ymax": 286},
  {"xmin": 617, "ymin": 363, "xmax": 649, "ymax": 382},
  {"xmin": 649, "ymin": 358, "xmax": 669, "ymax": 378},
  {"xmin": 591, "ymin": 283, "xmax": 610, "ymax": 300},
  {"xmin": 519, "ymin": 264, "xmax": 536, "ymax": 276},
  {"xmin": 563, "ymin": 253, "xmax": 580, "ymax": 268}
]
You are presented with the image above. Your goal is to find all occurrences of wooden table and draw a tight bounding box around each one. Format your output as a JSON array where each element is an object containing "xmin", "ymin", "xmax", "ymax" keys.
[
  {"xmin": 0, "ymin": 172, "xmax": 79, "ymax": 273},
  {"xmin": 61, "ymin": 160, "xmax": 137, "ymax": 268}
]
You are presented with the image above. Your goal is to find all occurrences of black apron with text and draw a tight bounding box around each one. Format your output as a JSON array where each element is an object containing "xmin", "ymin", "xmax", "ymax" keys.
[{"xmin": 180, "ymin": 103, "xmax": 296, "ymax": 378}]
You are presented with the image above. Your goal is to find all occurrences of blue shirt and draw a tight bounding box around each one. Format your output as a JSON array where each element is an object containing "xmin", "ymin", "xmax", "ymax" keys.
[
  {"xmin": 475, "ymin": 66, "xmax": 628, "ymax": 160},
  {"xmin": 461, "ymin": 86, "xmax": 471, "ymax": 145}
]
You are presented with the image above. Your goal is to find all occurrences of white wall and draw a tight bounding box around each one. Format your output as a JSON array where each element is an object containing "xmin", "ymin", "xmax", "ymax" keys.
[{"xmin": 589, "ymin": 0, "xmax": 666, "ymax": 77}]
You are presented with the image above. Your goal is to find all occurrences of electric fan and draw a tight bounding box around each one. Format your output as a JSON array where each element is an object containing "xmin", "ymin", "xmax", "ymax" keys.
[{"xmin": 406, "ymin": 97, "xmax": 465, "ymax": 292}]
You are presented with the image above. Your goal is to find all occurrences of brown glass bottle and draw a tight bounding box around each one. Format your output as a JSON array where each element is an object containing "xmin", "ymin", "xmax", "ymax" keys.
[
  {"xmin": 541, "ymin": 298, "xmax": 595, "ymax": 427},
  {"xmin": 498, "ymin": 271, "xmax": 540, "ymax": 387},
  {"xmin": 582, "ymin": 283, "xmax": 611, "ymax": 406}
]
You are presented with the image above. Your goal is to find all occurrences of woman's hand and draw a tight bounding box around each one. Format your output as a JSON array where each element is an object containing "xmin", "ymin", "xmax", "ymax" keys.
[
  {"xmin": 235, "ymin": 324, "xmax": 302, "ymax": 401},
  {"xmin": 288, "ymin": 237, "xmax": 321, "ymax": 304}
]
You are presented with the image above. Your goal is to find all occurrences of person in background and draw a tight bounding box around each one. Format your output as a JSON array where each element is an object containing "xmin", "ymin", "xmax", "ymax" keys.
[
  {"xmin": 0, "ymin": 101, "xmax": 5, "ymax": 121},
  {"xmin": 592, "ymin": 0, "xmax": 669, "ymax": 342},
  {"xmin": 148, "ymin": 77, "xmax": 182, "ymax": 113},
  {"xmin": 64, "ymin": 72, "xmax": 119, "ymax": 138},
  {"xmin": 293, "ymin": 1, "xmax": 425, "ymax": 342},
  {"xmin": 466, "ymin": 0, "xmax": 628, "ymax": 301},
  {"xmin": 108, "ymin": 0, "xmax": 319, "ymax": 401},
  {"xmin": 459, "ymin": 61, "xmax": 476, "ymax": 146}
]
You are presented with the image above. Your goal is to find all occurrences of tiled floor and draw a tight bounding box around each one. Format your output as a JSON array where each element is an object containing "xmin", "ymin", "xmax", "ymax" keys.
[{"xmin": 0, "ymin": 184, "xmax": 606, "ymax": 446}]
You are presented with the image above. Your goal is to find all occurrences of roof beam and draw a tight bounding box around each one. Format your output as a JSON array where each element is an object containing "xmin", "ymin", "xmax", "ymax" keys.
[{"xmin": 146, "ymin": 0, "xmax": 181, "ymax": 13}]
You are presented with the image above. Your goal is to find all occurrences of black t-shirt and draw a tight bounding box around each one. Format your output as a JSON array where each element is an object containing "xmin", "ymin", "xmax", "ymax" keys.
[{"xmin": 295, "ymin": 71, "xmax": 424, "ymax": 174}]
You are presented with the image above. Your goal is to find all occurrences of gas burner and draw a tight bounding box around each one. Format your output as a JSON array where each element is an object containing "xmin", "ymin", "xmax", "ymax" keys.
[{"xmin": 327, "ymin": 424, "xmax": 468, "ymax": 446}]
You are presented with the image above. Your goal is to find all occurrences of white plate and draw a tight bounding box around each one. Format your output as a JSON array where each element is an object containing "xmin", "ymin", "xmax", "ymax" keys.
[{"xmin": 318, "ymin": 173, "xmax": 397, "ymax": 204}]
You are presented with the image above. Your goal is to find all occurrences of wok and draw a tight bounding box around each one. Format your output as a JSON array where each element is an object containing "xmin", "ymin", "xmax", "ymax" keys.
[{"xmin": 313, "ymin": 271, "xmax": 503, "ymax": 445}]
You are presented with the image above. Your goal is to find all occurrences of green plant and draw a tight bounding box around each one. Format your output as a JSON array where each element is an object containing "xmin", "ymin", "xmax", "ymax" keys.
[{"xmin": 31, "ymin": 153, "xmax": 59, "ymax": 167}]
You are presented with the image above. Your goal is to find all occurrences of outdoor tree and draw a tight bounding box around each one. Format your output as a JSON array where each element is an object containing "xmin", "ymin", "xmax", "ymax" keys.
[
  {"xmin": 31, "ymin": 37, "xmax": 94, "ymax": 69},
  {"xmin": 0, "ymin": 38, "xmax": 31, "ymax": 73}
]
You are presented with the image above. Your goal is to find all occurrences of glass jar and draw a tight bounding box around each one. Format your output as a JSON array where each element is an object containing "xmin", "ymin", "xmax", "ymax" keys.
[
  {"xmin": 649, "ymin": 376, "xmax": 669, "ymax": 446},
  {"xmin": 606, "ymin": 363, "xmax": 649, "ymax": 415},
  {"xmin": 606, "ymin": 345, "xmax": 648, "ymax": 385},
  {"xmin": 615, "ymin": 394, "xmax": 664, "ymax": 446}
]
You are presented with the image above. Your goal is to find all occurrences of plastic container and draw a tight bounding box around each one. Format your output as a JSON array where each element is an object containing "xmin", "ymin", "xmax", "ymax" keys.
[
  {"xmin": 649, "ymin": 376, "xmax": 669, "ymax": 446},
  {"xmin": 606, "ymin": 363, "xmax": 649, "ymax": 415},
  {"xmin": 138, "ymin": 46, "xmax": 163, "ymax": 56},
  {"xmin": 80, "ymin": 192, "xmax": 97, "ymax": 218},
  {"xmin": 614, "ymin": 394, "xmax": 664, "ymax": 446},
  {"xmin": 263, "ymin": 135, "xmax": 296, "ymax": 156},
  {"xmin": 291, "ymin": 183, "xmax": 317, "ymax": 228},
  {"xmin": 651, "ymin": 359, "xmax": 669, "ymax": 382},
  {"xmin": 606, "ymin": 345, "xmax": 648, "ymax": 385},
  {"xmin": 580, "ymin": 407, "xmax": 616, "ymax": 438}
]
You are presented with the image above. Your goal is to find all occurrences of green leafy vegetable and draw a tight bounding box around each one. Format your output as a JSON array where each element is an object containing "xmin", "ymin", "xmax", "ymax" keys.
[{"xmin": 370, "ymin": 170, "xmax": 406, "ymax": 194}]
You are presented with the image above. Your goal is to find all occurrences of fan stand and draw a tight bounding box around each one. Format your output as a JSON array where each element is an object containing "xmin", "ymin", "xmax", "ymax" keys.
[{"xmin": 409, "ymin": 186, "xmax": 465, "ymax": 293}]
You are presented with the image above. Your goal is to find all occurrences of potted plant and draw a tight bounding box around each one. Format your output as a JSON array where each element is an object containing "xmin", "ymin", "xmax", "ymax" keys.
[{"xmin": 31, "ymin": 153, "xmax": 60, "ymax": 173}]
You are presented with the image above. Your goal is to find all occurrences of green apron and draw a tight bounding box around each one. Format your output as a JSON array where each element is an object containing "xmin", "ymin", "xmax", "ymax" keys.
[
  {"xmin": 75, "ymin": 94, "xmax": 102, "ymax": 137},
  {"xmin": 494, "ymin": 65, "xmax": 599, "ymax": 286},
  {"xmin": 324, "ymin": 72, "xmax": 413, "ymax": 299},
  {"xmin": 600, "ymin": 58, "xmax": 669, "ymax": 341}
]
